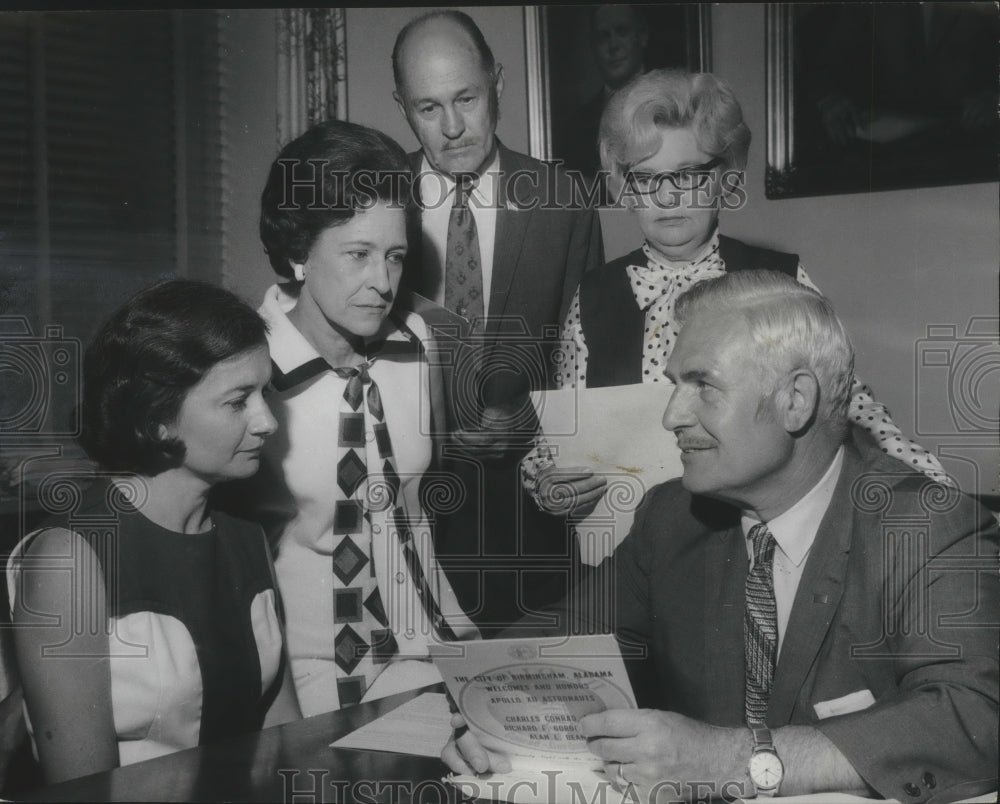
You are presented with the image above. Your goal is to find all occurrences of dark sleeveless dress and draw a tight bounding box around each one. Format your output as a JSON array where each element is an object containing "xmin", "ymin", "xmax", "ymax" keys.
[{"xmin": 6, "ymin": 478, "xmax": 284, "ymax": 765}]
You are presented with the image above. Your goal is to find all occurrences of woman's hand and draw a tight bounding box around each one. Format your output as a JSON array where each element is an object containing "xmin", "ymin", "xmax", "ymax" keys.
[
  {"xmin": 536, "ymin": 465, "xmax": 607, "ymax": 518},
  {"xmin": 441, "ymin": 713, "xmax": 511, "ymax": 776}
]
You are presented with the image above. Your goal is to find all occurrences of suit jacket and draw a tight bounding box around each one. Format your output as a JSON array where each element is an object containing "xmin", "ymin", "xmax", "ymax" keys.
[
  {"xmin": 399, "ymin": 143, "xmax": 604, "ymax": 632},
  {"xmin": 401, "ymin": 141, "xmax": 605, "ymax": 421},
  {"xmin": 554, "ymin": 432, "xmax": 999, "ymax": 802}
]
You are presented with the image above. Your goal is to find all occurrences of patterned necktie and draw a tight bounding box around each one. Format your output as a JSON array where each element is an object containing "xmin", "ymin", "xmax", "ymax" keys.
[
  {"xmin": 744, "ymin": 522, "xmax": 778, "ymax": 726},
  {"xmin": 443, "ymin": 176, "xmax": 484, "ymax": 325},
  {"xmin": 331, "ymin": 361, "xmax": 459, "ymax": 707}
]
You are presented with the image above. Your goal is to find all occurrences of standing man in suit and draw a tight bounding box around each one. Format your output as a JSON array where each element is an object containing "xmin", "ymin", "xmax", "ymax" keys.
[
  {"xmin": 444, "ymin": 270, "xmax": 998, "ymax": 802},
  {"xmin": 391, "ymin": 10, "xmax": 604, "ymax": 634}
]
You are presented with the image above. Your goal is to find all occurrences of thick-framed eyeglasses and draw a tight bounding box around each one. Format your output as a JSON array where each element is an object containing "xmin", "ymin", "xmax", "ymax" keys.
[{"xmin": 625, "ymin": 157, "xmax": 724, "ymax": 194}]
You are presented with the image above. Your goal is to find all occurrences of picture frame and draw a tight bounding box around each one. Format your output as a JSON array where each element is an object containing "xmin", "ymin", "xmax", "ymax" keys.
[
  {"xmin": 765, "ymin": 3, "xmax": 999, "ymax": 199},
  {"xmin": 525, "ymin": 4, "xmax": 711, "ymax": 172}
]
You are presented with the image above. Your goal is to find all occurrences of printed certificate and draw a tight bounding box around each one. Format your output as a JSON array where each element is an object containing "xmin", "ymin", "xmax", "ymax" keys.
[{"xmin": 434, "ymin": 633, "xmax": 635, "ymax": 770}]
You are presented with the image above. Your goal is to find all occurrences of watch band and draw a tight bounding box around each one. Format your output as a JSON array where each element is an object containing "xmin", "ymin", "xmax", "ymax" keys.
[{"xmin": 752, "ymin": 726, "xmax": 775, "ymax": 751}]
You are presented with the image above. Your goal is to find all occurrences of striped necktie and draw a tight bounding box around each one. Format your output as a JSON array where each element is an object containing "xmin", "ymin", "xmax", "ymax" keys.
[{"xmin": 745, "ymin": 522, "xmax": 778, "ymax": 726}]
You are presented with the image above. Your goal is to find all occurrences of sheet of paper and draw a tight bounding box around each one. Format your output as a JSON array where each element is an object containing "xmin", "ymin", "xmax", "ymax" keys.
[
  {"xmin": 434, "ymin": 634, "xmax": 635, "ymax": 771},
  {"xmin": 736, "ymin": 792, "xmax": 995, "ymax": 804},
  {"xmin": 329, "ymin": 691, "xmax": 453, "ymax": 757},
  {"xmin": 530, "ymin": 384, "xmax": 682, "ymax": 564},
  {"xmin": 446, "ymin": 781, "xmax": 996, "ymax": 804}
]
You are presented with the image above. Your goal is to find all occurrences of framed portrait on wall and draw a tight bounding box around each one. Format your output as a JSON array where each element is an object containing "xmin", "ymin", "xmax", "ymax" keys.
[
  {"xmin": 765, "ymin": 3, "xmax": 999, "ymax": 199},
  {"xmin": 525, "ymin": 4, "xmax": 711, "ymax": 178}
]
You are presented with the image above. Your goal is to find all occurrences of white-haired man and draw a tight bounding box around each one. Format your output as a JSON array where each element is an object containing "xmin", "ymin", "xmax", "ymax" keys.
[{"xmin": 444, "ymin": 270, "xmax": 998, "ymax": 802}]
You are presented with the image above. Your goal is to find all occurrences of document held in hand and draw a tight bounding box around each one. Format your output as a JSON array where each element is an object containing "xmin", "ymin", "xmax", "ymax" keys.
[
  {"xmin": 530, "ymin": 383, "xmax": 683, "ymax": 565},
  {"xmin": 433, "ymin": 634, "xmax": 636, "ymax": 771}
]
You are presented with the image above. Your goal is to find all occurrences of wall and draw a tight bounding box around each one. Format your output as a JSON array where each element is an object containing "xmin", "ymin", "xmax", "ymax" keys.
[
  {"xmin": 222, "ymin": 5, "xmax": 998, "ymax": 493},
  {"xmin": 219, "ymin": 9, "xmax": 280, "ymax": 307},
  {"xmin": 711, "ymin": 5, "xmax": 999, "ymax": 494}
]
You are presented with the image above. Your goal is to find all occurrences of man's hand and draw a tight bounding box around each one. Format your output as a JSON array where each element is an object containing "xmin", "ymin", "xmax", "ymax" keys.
[
  {"xmin": 451, "ymin": 404, "xmax": 532, "ymax": 460},
  {"xmin": 441, "ymin": 713, "xmax": 511, "ymax": 776},
  {"xmin": 580, "ymin": 709, "xmax": 751, "ymax": 802},
  {"xmin": 536, "ymin": 465, "xmax": 607, "ymax": 518}
]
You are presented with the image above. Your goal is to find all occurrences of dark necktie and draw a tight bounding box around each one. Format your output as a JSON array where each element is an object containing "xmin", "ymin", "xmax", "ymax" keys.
[
  {"xmin": 443, "ymin": 176, "xmax": 484, "ymax": 325},
  {"xmin": 331, "ymin": 361, "xmax": 459, "ymax": 707},
  {"xmin": 744, "ymin": 522, "xmax": 778, "ymax": 726}
]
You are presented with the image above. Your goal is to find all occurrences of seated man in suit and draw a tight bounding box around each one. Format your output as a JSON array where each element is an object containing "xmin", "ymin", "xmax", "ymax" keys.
[
  {"xmin": 443, "ymin": 270, "xmax": 999, "ymax": 802},
  {"xmin": 391, "ymin": 10, "xmax": 605, "ymax": 633}
]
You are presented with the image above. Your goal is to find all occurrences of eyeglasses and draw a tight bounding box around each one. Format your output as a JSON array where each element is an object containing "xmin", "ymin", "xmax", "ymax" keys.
[{"xmin": 624, "ymin": 157, "xmax": 723, "ymax": 194}]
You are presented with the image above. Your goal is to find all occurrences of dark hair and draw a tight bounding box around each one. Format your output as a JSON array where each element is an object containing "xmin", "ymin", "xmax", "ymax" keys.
[
  {"xmin": 259, "ymin": 119, "xmax": 412, "ymax": 279},
  {"xmin": 392, "ymin": 10, "xmax": 496, "ymax": 93},
  {"xmin": 79, "ymin": 279, "xmax": 269, "ymax": 475}
]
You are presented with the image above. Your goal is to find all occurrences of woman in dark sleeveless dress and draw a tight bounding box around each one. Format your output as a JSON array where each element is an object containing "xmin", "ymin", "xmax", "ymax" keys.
[{"xmin": 7, "ymin": 280, "xmax": 299, "ymax": 785}]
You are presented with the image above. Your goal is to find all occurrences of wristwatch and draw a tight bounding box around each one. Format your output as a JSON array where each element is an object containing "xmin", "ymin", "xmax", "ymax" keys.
[{"xmin": 747, "ymin": 726, "xmax": 784, "ymax": 798}]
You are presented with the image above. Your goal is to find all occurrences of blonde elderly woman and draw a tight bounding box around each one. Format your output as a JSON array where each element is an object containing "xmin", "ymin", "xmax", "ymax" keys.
[{"xmin": 522, "ymin": 69, "xmax": 949, "ymax": 520}]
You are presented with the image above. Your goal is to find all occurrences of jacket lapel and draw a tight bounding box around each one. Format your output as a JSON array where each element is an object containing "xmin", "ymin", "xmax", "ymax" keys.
[
  {"xmin": 487, "ymin": 143, "xmax": 531, "ymax": 322},
  {"xmin": 767, "ymin": 445, "xmax": 860, "ymax": 724},
  {"xmin": 703, "ymin": 523, "xmax": 748, "ymax": 723}
]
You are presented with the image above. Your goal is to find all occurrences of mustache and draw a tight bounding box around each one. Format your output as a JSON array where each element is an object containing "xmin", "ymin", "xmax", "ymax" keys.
[
  {"xmin": 675, "ymin": 436, "xmax": 716, "ymax": 450},
  {"xmin": 443, "ymin": 139, "xmax": 479, "ymax": 151}
]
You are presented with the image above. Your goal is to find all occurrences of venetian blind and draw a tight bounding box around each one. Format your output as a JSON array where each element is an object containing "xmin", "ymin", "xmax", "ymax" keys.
[{"xmin": 0, "ymin": 10, "xmax": 224, "ymax": 345}]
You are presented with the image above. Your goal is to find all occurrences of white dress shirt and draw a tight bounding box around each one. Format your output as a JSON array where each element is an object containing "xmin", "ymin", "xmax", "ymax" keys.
[
  {"xmin": 741, "ymin": 446, "xmax": 846, "ymax": 656},
  {"xmin": 417, "ymin": 152, "xmax": 500, "ymax": 318}
]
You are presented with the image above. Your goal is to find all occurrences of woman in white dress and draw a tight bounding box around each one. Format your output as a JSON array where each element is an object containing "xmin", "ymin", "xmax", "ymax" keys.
[{"xmin": 251, "ymin": 120, "xmax": 477, "ymax": 716}]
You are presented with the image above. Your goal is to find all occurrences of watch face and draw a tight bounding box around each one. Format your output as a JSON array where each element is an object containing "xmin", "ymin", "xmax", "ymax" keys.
[{"xmin": 749, "ymin": 750, "xmax": 784, "ymax": 790}]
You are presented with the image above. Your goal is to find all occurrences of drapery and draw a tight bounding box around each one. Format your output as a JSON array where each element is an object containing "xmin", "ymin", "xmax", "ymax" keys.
[{"xmin": 277, "ymin": 8, "xmax": 347, "ymax": 144}]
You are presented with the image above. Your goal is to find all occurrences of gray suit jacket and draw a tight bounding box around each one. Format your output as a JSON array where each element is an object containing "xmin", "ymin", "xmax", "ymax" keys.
[{"xmin": 554, "ymin": 432, "xmax": 999, "ymax": 802}]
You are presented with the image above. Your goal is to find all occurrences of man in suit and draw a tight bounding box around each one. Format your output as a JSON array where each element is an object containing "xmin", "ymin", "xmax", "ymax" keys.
[
  {"xmin": 444, "ymin": 270, "xmax": 998, "ymax": 802},
  {"xmin": 391, "ymin": 11, "xmax": 605, "ymax": 634}
]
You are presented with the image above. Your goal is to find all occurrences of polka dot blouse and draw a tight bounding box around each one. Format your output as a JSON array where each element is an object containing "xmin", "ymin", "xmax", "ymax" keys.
[{"xmin": 522, "ymin": 234, "xmax": 952, "ymax": 501}]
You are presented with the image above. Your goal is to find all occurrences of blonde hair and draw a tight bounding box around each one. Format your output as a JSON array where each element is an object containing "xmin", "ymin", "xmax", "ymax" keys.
[{"xmin": 599, "ymin": 69, "xmax": 751, "ymax": 194}]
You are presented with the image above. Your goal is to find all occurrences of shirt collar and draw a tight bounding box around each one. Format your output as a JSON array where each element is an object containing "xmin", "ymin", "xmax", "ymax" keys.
[
  {"xmin": 259, "ymin": 284, "xmax": 417, "ymax": 380},
  {"xmin": 418, "ymin": 151, "xmax": 501, "ymax": 210},
  {"xmin": 259, "ymin": 283, "xmax": 321, "ymax": 374},
  {"xmin": 741, "ymin": 446, "xmax": 846, "ymax": 567}
]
